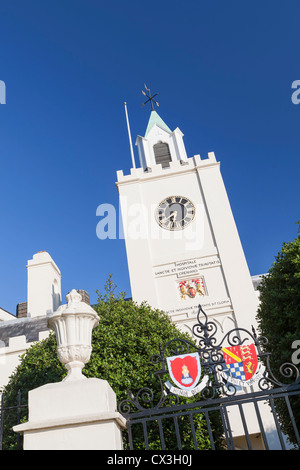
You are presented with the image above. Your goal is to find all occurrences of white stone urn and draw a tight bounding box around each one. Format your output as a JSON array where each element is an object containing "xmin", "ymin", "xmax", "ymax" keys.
[{"xmin": 47, "ymin": 289, "xmax": 100, "ymax": 381}]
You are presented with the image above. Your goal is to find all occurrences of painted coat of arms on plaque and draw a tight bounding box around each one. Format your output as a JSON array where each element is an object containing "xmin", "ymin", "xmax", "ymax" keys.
[
  {"xmin": 221, "ymin": 343, "xmax": 263, "ymax": 387},
  {"xmin": 178, "ymin": 278, "xmax": 206, "ymax": 300},
  {"xmin": 167, "ymin": 352, "xmax": 201, "ymax": 390},
  {"xmin": 165, "ymin": 352, "xmax": 209, "ymax": 397}
]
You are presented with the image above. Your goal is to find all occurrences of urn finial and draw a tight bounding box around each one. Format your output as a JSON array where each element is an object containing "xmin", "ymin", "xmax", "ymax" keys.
[
  {"xmin": 66, "ymin": 289, "xmax": 82, "ymax": 305},
  {"xmin": 47, "ymin": 290, "xmax": 100, "ymax": 381}
]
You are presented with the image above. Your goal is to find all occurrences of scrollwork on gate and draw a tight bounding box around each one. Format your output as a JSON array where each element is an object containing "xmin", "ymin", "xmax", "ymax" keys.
[{"xmin": 118, "ymin": 305, "xmax": 300, "ymax": 416}]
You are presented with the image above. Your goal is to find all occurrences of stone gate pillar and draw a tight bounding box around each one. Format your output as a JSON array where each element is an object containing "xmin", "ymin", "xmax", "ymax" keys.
[{"xmin": 14, "ymin": 290, "xmax": 126, "ymax": 450}]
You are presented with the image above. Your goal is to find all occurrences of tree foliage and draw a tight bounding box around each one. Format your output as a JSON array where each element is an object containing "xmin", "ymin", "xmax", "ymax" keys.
[
  {"xmin": 256, "ymin": 223, "xmax": 300, "ymax": 445},
  {"xmin": 2, "ymin": 276, "xmax": 222, "ymax": 449}
]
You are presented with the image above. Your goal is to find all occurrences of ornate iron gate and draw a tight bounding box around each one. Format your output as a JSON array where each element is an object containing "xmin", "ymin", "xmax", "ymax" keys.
[
  {"xmin": 119, "ymin": 306, "xmax": 300, "ymax": 450},
  {"xmin": 0, "ymin": 390, "xmax": 27, "ymax": 450}
]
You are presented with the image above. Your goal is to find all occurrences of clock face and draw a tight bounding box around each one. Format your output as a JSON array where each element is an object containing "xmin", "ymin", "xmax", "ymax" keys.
[{"xmin": 155, "ymin": 196, "xmax": 195, "ymax": 231}]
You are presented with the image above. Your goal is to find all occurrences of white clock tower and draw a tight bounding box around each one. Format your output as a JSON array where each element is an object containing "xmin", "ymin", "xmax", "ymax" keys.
[{"xmin": 116, "ymin": 104, "xmax": 259, "ymax": 335}]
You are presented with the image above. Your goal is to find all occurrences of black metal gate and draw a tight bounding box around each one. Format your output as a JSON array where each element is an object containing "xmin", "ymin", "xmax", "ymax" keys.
[
  {"xmin": 0, "ymin": 390, "xmax": 27, "ymax": 450},
  {"xmin": 119, "ymin": 306, "xmax": 300, "ymax": 450}
]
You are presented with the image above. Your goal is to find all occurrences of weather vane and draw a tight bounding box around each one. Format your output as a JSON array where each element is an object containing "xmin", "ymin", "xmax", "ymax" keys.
[{"xmin": 142, "ymin": 84, "xmax": 159, "ymax": 111}]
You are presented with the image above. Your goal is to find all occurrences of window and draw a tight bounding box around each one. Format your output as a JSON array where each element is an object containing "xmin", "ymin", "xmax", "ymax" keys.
[{"xmin": 153, "ymin": 142, "xmax": 172, "ymax": 168}]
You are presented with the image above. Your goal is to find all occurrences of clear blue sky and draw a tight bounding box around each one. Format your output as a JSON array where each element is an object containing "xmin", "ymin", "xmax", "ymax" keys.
[{"xmin": 0, "ymin": 1, "xmax": 299, "ymax": 314}]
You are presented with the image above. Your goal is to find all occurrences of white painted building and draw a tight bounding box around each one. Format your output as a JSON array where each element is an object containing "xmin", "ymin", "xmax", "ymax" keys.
[
  {"xmin": 0, "ymin": 308, "xmax": 15, "ymax": 323},
  {"xmin": 27, "ymin": 251, "xmax": 62, "ymax": 318},
  {"xmin": 0, "ymin": 252, "xmax": 59, "ymax": 390},
  {"xmin": 0, "ymin": 251, "xmax": 89, "ymax": 392},
  {"xmin": 116, "ymin": 108, "xmax": 283, "ymax": 450},
  {"xmin": 116, "ymin": 109, "xmax": 260, "ymax": 335}
]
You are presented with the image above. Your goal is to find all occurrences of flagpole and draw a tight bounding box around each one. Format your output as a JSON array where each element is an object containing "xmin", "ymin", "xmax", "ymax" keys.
[{"xmin": 124, "ymin": 102, "xmax": 136, "ymax": 169}]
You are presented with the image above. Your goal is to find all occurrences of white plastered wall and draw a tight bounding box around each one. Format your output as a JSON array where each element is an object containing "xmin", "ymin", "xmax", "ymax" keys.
[
  {"xmin": 27, "ymin": 252, "xmax": 62, "ymax": 318},
  {"xmin": 116, "ymin": 153, "xmax": 259, "ymax": 332}
]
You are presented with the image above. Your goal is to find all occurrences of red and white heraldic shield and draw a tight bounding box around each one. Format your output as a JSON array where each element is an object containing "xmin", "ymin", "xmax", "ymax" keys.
[{"xmin": 167, "ymin": 352, "xmax": 201, "ymax": 390}]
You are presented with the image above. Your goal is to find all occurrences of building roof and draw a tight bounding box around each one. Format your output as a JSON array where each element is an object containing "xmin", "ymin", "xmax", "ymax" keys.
[
  {"xmin": 0, "ymin": 307, "xmax": 16, "ymax": 322},
  {"xmin": 0, "ymin": 316, "xmax": 49, "ymax": 347}
]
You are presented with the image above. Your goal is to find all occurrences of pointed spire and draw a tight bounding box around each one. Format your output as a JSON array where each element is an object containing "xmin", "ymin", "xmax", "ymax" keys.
[
  {"xmin": 141, "ymin": 84, "xmax": 172, "ymax": 136},
  {"xmin": 145, "ymin": 110, "xmax": 172, "ymax": 137}
]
